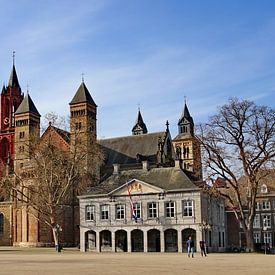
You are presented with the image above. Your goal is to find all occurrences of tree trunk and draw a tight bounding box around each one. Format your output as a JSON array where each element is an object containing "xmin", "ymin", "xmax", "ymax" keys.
[
  {"xmin": 245, "ymin": 228, "xmax": 254, "ymax": 252},
  {"xmin": 52, "ymin": 227, "xmax": 61, "ymax": 252}
]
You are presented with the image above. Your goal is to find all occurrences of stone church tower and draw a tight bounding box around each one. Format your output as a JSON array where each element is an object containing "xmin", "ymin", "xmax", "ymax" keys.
[
  {"xmin": 69, "ymin": 81, "xmax": 97, "ymax": 171},
  {"xmin": 13, "ymin": 93, "xmax": 41, "ymax": 245},
  {"xmin": 172, "ymin": 102, "xmax": 202, "ymax": 180}
]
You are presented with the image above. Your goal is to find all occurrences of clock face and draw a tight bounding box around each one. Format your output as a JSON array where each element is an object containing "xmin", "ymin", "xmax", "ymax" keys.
[{"xmin": 3, "ymin": 117, "xmax": 9, "ymax": 125}]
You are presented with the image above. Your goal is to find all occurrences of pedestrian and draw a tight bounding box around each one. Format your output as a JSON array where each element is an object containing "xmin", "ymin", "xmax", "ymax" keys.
[
  {"xmin": 199, "ymin": 240, "xmax": 207, "ymax": 256},
  {"xmin": 186, "ymin": 236, "xmax": 195, "ymax": 257}
]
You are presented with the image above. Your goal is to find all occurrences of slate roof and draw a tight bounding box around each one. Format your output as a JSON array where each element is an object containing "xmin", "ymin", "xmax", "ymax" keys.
[
  {"xmin": 70, "ymin": 82, "xmax": 97, "ymax": 106},
  {"xmin": 178, "ymin": 103, "xmax": 194, "ymax": 126},
  {"xmin": 173, "ymin": 133, "xmax": 190, "ymax": 141},
  {"xmin": 8, "ymin": 65, "xmax": 20, "ymax": 88},
  {"xmin": 89, "ymin": 166, "xmax": 198, "ymax": 195},
  {"xmin": 1, "ymin": 85, "xmax": 6, "ymax": 94},
  {"xmin": 132, "ymin": 110, "xmax": 148, "ymax": 134},
  {"xmin": 98, "ymin": 131, "xmax": 166, "ymax": 166},
  {"xmin": 15, "ymin": 94, "xmax": 40, "ymax": 116}
]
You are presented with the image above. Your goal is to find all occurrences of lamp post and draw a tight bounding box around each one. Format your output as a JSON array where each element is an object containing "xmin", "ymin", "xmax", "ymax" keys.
[
  {"xmin": 263, "ymin": 218, "xmax": 267, "ymax": 255},
  {"xmin": 199, "ymin": 221, "xmax": 211, "ymax": 255},
  {"xmin": 199, "ymin": 221, "xmax": 211, "ymax": 241}
]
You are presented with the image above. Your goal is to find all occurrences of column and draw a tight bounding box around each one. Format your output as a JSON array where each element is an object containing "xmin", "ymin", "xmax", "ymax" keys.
[
  {"xmin": 79, "ymin": 228, "xmax": 85, "ymax": 252},
  {"xmin": 96, "ymin": 231, "xmax": 100, "ymax": 252},
  {"xmin": 177, "ymin": 229, "xmax": 182, "ymax": 253},
  {"xmin": 127, "ymin": 231, "xmax": 132, "ymax": 252},
  {"xmin": 22, "ymin": 206, "xmax": 28, "ymax": 243},
  {"xmin": 112, "ymin": 231, "xmax": 116, "ymax": 252},
  {"xmin": 197, "ymin": 227, "xmax": 203, "ymax": 252},
  {"xmin": 144, "ymin": 230, "xmax": 148, "ymax": 252},
  {"xmin": 160, "ymin": 230, "xmax": 165, "ymax": 252}
]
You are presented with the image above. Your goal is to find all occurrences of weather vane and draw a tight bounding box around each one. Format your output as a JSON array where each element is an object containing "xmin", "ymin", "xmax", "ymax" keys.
[{"xmin": 81, "ymin": 73, "xmax": 85, "ymax": 83}]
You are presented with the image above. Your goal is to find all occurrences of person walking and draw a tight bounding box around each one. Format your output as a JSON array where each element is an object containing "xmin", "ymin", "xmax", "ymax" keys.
[
  {"xmin": 186, "ymin": 236, "xmax": 195, "ymax": 257},
  {"xmin": 199, "ymin": 240, "xmax": 207, "ymax": 257}
]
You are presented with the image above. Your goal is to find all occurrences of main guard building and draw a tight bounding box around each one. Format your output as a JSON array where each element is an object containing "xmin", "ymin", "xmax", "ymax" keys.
[{"xmin": 78, "ymin": 97, "xmax": 226, "ymax": 253}]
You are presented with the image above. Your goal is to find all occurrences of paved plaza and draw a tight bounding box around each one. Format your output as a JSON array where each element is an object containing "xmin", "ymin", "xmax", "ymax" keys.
[{"xmin": 0, "ymin": 247, "xmax": 274, "ymax": 275}]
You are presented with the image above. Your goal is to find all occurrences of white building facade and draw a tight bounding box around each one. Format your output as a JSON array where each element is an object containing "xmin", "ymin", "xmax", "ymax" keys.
[{"xmin": 79, "ymin": 165, "xmax": 226, "ymax": 253}]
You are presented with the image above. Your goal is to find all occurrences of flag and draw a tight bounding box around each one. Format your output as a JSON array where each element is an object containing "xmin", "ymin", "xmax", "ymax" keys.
[{"xmin": 127, "ymin": 185, "xmax": 137, "ymax": 223}]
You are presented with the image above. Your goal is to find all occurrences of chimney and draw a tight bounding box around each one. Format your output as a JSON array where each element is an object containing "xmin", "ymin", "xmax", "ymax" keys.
[
  {"xmin": 113, "ymin": 164, "xmax": 120, "ymax": 174},
  {"xmin": 142, "ymin": 160, "xmax": 149, "ymax": 171}
]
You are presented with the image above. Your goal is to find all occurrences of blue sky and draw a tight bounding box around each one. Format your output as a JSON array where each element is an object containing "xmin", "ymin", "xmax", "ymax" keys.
[{"xmin": 0, "ymin": 0, "xmax": 274, "ymax": 138}]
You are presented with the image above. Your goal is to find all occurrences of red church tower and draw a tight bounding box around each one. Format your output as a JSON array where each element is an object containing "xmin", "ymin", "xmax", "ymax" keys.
[{"xmin": 0, "ymin": 57, "xmax": 24, "ymax": 175}]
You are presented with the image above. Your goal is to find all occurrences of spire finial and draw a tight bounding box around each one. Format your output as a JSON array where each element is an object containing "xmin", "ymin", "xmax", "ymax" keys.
[
  {"xmin": 138, "ymin": 103, "xmax": 140, "ymax": 112},
  {"xmin": 184, "ymin": 95, "xmax": 187, "ymax": 105},
  {"xmin": 12, "ymin": 51, "xmax": 16, "ymax": 66},
  {"xmin": 166, "ymin": 120, "xmax": 169, "ymax": 131},
  {"xmin": 26, "ymin": 84, "xmax": 29, "ymax": 94},
  {"xmin": 81, "ymin": 72, "xmax": 85, "ymax": 83}
]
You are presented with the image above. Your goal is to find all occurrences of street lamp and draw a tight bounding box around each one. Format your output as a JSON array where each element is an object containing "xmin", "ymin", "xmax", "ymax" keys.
[
  {"xmin": 199, "ymin": 221, "xmax": 211, "ymax": 255},
  {"xmin": 199, "ymin": 221, "xmax": 211, "ymax": 240}
]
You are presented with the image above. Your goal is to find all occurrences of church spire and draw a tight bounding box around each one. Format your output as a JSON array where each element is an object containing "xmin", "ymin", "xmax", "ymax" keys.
[
  {"xmin": 132, "ymin": 109, "xmax": 148, "ymax": 135},
  {"xmin": 8, "ymin": 65, "xmax": 20, "ymax": 88},
  {"xmin": 8, "ymin": 52, "xmax": 20, "ymax": 89},
  {"xmin": 178, "ymin": 102, "xmax": 194, "ymax": 136}
]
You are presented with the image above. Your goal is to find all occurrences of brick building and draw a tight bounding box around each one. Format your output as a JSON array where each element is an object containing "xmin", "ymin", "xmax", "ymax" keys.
[
  {"xmin": 227, "ymin": 170, "xmax": 275, "ymax": 250},
  {"xmin": 0, "ymin": 61, "xmax": 95, "ymax": 246}
]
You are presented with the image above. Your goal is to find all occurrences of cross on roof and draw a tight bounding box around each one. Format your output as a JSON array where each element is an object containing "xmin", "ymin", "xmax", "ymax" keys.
[{"xmin": 12, "ymin": 51, "xmax": 15, "ymax": 65}]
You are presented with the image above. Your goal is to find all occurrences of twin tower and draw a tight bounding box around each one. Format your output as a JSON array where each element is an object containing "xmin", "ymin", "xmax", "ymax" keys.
[{"xmin": 0, "ymin": 63, "xmax": 97, "ymax": 176}]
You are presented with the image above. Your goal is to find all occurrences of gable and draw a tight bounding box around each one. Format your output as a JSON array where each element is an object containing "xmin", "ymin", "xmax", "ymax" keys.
[
  {"xmin": 38, "ymin": 126, "xmax": 70, "ymax": 152},
  {"xmin": 109, "ymin": 179, "xmax": 164, "ymax": 196}
]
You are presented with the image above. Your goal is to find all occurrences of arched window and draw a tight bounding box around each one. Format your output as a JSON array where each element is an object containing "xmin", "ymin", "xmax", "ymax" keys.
[
  {"xmin": 0, "ymin": 213, "xmax": 4, "ymax": 234},
  {"xmin": 0, "ymin": 138, "xmax": 9, "ymax": 159}
]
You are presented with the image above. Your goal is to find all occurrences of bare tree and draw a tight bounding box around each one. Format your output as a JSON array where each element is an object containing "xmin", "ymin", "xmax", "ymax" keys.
[
  {"xmin": 198, "ymin": 98, "xmax": 275, "ymax": 251},
  {"xmin": 0, "ymin": 115, "xmax": 104, "ymax": 250}
]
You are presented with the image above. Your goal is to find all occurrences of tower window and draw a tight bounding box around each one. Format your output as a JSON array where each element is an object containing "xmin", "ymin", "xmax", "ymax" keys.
[
  {"xmin": 75, "ymin": 122, "xmax": 82, "ymax": 130},
  {"xmin": 19, "ymin": 132, "xmax": 25, "ymax": 139},
  {"xmin": 0, "ymin": 138, "xmax": 9, "ymax": 159}
]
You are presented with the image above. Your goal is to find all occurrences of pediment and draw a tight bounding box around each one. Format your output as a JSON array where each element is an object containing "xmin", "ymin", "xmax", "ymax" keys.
[{"xmin": 109, "ymin": 179, "xmax": 164, "ymax": 196}]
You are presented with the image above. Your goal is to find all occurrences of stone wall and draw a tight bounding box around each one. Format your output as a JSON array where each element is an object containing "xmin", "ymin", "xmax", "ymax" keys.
[{"xmin": 0, "ymin": 201, "xmax": 13, "ymax": 245}]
